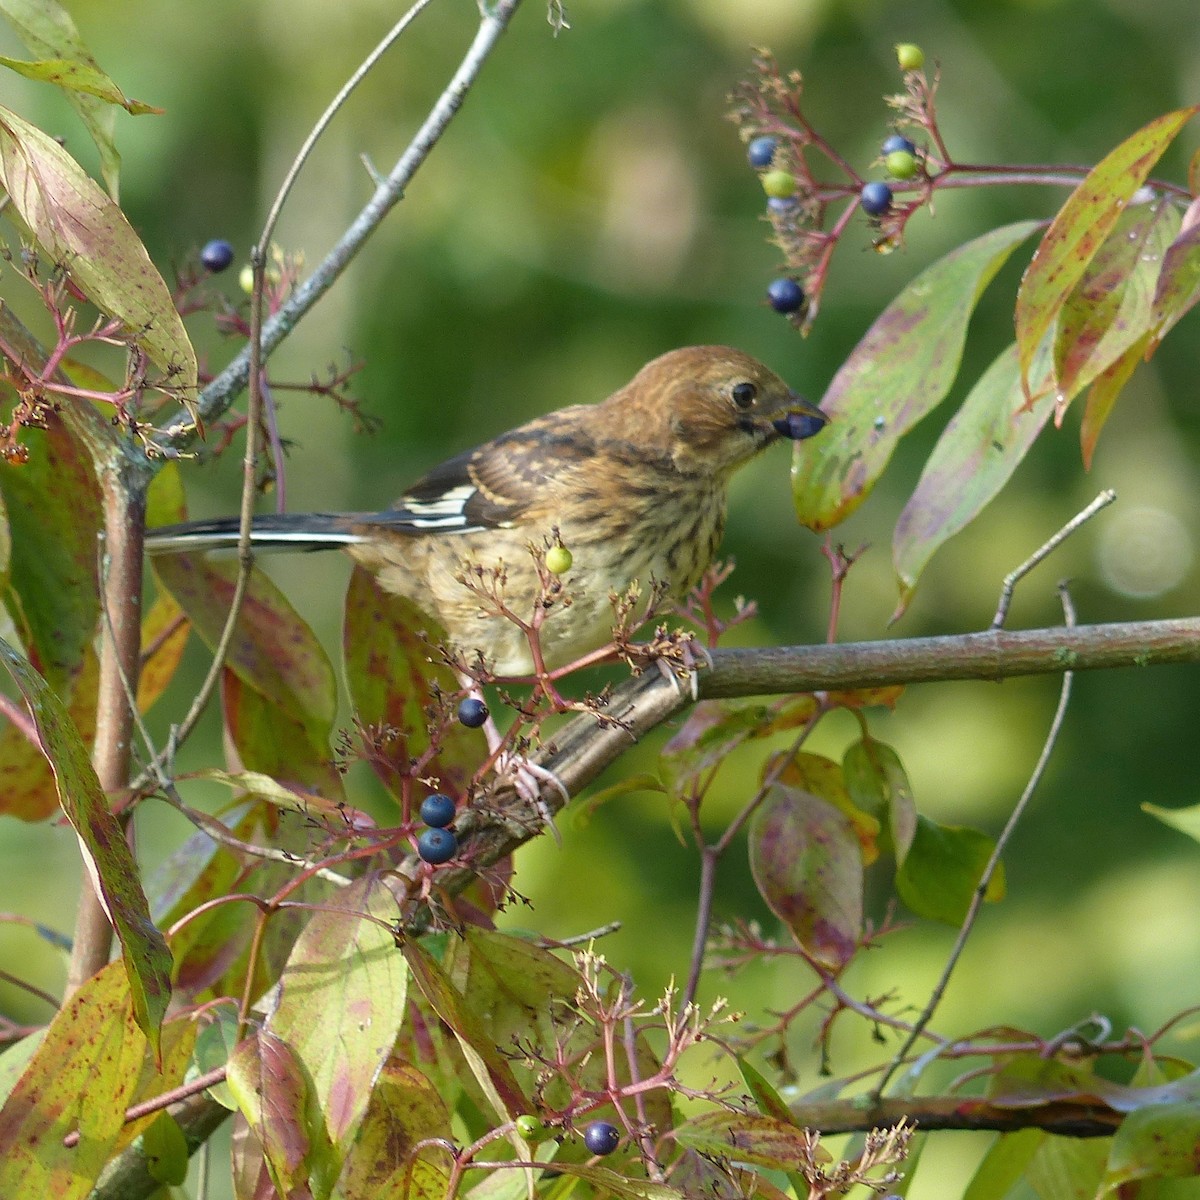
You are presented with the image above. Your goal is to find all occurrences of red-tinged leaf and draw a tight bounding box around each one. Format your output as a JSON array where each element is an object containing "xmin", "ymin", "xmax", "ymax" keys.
[
  {"xmin": 748, "ymin": 783, "xmax": 863, "ymax": 970},
  {"xmin": 1150, "ymin": 217, "xmax": 1200, "ymax": 348},
  {"xmin": 402, "ymin": 938, "xmax": 529, "ymax": 1122},
  {"xmin": 188, "ymin": 768, "xmax": 374, "ymax": 831},
  {"xmin": 825, "ymin": 684, "xmax": 905, "ymax": 711},
  {"xmin": 792, "ymin": 220, "xmax": 1043, "ymax": 531},
  {"xmin": 343, "ymin": 566, "xmax": 482, "ymax": 800},
  {"xmin": 963, "ymin": 1129, "xmax": 1044, "ymax": 1200},
  {"xmin": 892, "ymin": 342, "xmax": 1056, "ymax": 616},
  {"xmin": 1080, "ymin": 331, "xmax": 1151, "ymax": 469},
  {"xmin": 0, "ymin": 641, "xmax": 96, "ymax": 821},
  {"xmin": 0, "ymin": 106, "xmax": 196, "ymax": 394},
  {"xmin": 770, "ymin": 751, "xmax": 881, "ymax": 857},
  {"xmin": 136, "ymin": 589, "xmax": 189, "ymax": 713},
  {"xmin": 842, "ymin": 736, "xmax": 916, "ymax": 862},
  {"xmin": 230, "ymin": 1109, "xmax": 277, "ymax": 1200},
  {"xmin": 268, "ymin": 876, "xmax": 408, "ymax": 1157},
  {"xmin": 521, "ymin": 1164, "xmax": 681, "ymax": 1199},
  {"xmin": 0, "ymin": 56, "xmax": 162, "ymax": 114},
  {"xmin": 1015, "ymin": 106, "xmax": 1200, "ymax": 400},
  {"xmin": 1105, "ymin": 1103, "xmax": 1200, "ymax": 1189},
  {"xmin": 0, "ymin": 635, "xmax": 171, "ymax": 1049},
  {"xmin": 676, "ymin": 1109, "xmax": 833, "ymax": 1171},
  {"xmin": 1190, "ymin": 147, "xmax": 1200, "ymax": 197},
  {"xmin": 222, "ymin": 670, "xmax": 346, "ymax": 800},
  {"xmin": 894, "ymin": 814, "xmax": 1005, "ymax": 925},
  {"xmin": 661, "ymin": 695, "xmax": 819, "ymax": 782},
  {"xmin": 737, "ymin": 1059, "xmax": 809, "ymax": 1198},
  {"xmin": 1054, "ymin": 199, "xmax": 1180, "ymax": 405},
  {"xmin": 0, "ymin": 959, "xmax": 148, "ymax": 1198},
  {"xmin": 227, "ymin": 1029, "xmax": 340, "ymax": 1200},
  {"xmin": 154, "ymin": 555, "xmax": 337, "ymax": 740},
  {"xmin": 0, "ymin": 409, "xmax": 101, "ymax": 688},
  {"xmin": 337, "ymin": 1060, "xmax": 453, "ymax": 1200}
]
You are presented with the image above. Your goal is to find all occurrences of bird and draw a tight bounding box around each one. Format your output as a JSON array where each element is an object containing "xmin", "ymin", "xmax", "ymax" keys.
[{"xmin": 146, "ymin": 345, "xmax": 828, "ymax": 678}]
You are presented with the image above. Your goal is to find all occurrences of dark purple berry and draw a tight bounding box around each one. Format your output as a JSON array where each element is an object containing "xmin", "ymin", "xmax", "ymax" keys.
[
  {"xmin": 773, "ymin": 409, "xmax": 828, "ymax": 441},
  {"xmin": 457, "ymin": 697, "xmax": 488, "ymax": 728},
  {"xmin": 420, "ymin": 793, "xmax": 456, "ymax": 829},
  {"xmin": 583, "ymin": 1121, "xmax": 620, "ymax": 1156},
  {"xmin": 766, "ymin": 278, "xmax": 805, "ymax": 314},
  {"xmin": 880, "ymin": 134, "xmax": 916, "ymax": 157},
  {"xmin": 417, "ymin": 827, "xmax": 457, "ymax": 864},
  {"xmin": 860, "ymin": 181, "xmax": 893, "ymax": 216},
  {"xmin": 199, "ymin": 239, "xmax": 235, "ymax": 273},
  {"xmin": 747, "ymin": 135, "xmax": 778, "ymax": 168}
]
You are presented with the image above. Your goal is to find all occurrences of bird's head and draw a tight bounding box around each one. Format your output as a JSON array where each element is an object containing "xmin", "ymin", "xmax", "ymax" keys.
[{"xmin": 605, "ymin": 346, "xmax": 828, "ymax": 476}]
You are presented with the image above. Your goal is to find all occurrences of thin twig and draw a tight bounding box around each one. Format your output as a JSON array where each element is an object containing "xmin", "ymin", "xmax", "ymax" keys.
[
  {"xmin": 992, "ymin": 490, "xmax": 1116, "ymax": 628},
  {"xmin": 160, "ymin": 0, "xmax": 524, "ymax": 449},
  {"xmin": 874, "ymin": 583, "xmax": 1078, "ymax": 1099}
]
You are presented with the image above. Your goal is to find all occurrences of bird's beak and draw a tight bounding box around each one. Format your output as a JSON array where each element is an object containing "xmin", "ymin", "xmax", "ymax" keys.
[{"xmin": 771, "ymin": 393, "xmax": 829, "ymax": 441}]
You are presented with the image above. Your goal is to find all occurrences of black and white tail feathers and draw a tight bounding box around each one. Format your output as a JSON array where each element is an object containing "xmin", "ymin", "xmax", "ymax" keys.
[{"xmin": 145, "ymin": 512, "xmax": 367, "ymax": 556}]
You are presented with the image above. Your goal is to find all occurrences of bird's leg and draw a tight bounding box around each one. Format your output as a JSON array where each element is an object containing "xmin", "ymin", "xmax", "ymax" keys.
[{"xmin": 457, "ymin": 673, "xmax": 567, "ymax": 844}]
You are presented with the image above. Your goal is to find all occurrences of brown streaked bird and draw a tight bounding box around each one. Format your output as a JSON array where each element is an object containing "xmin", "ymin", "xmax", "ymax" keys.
[{"xmin": 146, "ymin": 346, "xmax": 828, "ymax": 677}]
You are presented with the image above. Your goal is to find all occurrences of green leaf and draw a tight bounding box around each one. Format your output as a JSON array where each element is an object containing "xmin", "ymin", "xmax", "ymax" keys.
[
  {"xmin": 1031, "ymin": 1135, "xmax": 1109, "ymax": 1200},
  {"xmin": 141, "ymin": 1111, "xmax": 189, "ymax": 1186},
  {"xmin": 343, "ymin": 565, "xmax": 483, "ymax": 800},
  {"xmin": 1080, "ymin": 331, "xmax": 1151, "ymax": 470},
  {"xmin": 0, "ymin": 105, "xmax": 196, "ymax": 399},
  {"xmin": 0, "ymin": 635, "xmax": 171, "ymax": 1051},
  {"xmin": 0, "ymin": 960, "xmax": 148, "ymax": 1198},
  {"xmin": 791, "ymin": 220, "xmax": 1043, "ymax": 531},
  {"xmin": 0, "ymin": 56, "xmax": 162, "ymax": 114},
  {"xmin": 338, "ymin": 1060, "xmax": 453, "ymax": 1199},
  {"xmin": 894, "ymin": 814, "xmax": 1004, "ymax": 925},
  {"xmin": 1054, "ymin": 199, "xmax": 1180, "ymax": 402},
  {"xmin": 892, "ymin": 341, "xmax": 1056, "ymax": 616},
  {"xmin": 226, "ymin": 1029, "xmax": 340, "ymax": 1200},
  {"xmin": 842, "ymin": 736, "xmax": 916, "ymax": 862},
  {"xmin": 1144, "ymin": 801, "xmax": 1200, "ymax": 845},
  {"xmin": 1014, "ymin": 105, "xmax": 1200, "ymax": 400},
  {"xmin": 192, "ymin": 1012, "xmax": 240, "ymax": 1110},
  {"xmin": 402, "ymin": 938, "xmax": 530, "ymax": 1123},
  {"xmin": 0, "ymin": 0, "xmax": 163, "ymax": 194},
  {"xmin": 268, "ymin": 876, "xmax": 408, "ymax": 1157},
  {"xmin": 676, "ymin": 1109, "xmax": 831, "ymax": 1172},
  {"xmin": 748, "ymin": 783, "xmax": 863, "ymax": 969},
  {"xmin": 1105, "ymin": 1103, "xmax": 1200, "ymax": 1189},
  {"xmin": 963, "ymin": 1129, "xmax": 1044, "ymax": 1200}
]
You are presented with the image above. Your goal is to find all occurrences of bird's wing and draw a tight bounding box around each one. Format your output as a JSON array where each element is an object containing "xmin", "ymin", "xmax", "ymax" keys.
[{"xmin": 378, "ymin": 411, "xmax": 596, "ymax": 533}]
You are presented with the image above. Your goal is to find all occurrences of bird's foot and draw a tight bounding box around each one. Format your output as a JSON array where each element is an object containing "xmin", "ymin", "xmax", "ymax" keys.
[{"xmin": 496, "ymin": 752, "xmax": 568, "ymax": 845}]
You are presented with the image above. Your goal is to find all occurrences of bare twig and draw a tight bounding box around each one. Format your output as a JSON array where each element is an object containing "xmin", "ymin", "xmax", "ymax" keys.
[
  {"xmin": 160, "ymin": 0, "xmax": 525, "ymax": 449},
  {"xmin": 874, "ymin": 583, "xmax": 1079, "ymax": 1098},
  {"xmin": 992, "ymin": 490, "xmax": 1117, "ymax": 628}
]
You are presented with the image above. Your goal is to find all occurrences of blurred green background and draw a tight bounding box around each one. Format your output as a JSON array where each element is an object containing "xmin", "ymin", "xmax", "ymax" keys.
[{"xmin": 2, "ymin": 0, "xmax": 1200, "ymax": 1194}]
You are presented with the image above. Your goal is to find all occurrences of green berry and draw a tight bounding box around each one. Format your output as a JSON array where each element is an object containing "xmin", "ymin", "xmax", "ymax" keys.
[
  {"xmin": 885, "ymin": 150, "xmax": 918, "ymax": 179},
  {"xmin": 545, "ymin": 545, "xmax": 572, "ymax": 575},
  {"xmin": 515, "ymin": 1115, "xmax": 545, "ymax": 1140},
  {"xmin": 896, "ymin": 43, "xmax": 925, "ymax": 71},
  {"xmin": 761, "ymin": 169, "xmax": 796, "ymax": 199},
  {"xmin": 238, "ymin": 265, "xmax": 254, "ymax": 294}
]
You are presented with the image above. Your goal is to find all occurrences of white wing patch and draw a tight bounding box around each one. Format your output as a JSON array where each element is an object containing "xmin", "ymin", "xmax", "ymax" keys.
[{"xmin": 399, "ymin": 483, "xmax": 477, "ymax": 529}]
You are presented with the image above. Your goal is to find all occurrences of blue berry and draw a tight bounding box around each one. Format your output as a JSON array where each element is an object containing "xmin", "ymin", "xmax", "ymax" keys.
[
  {"xmin": 880, "ymin": 134, "xmax": 916, "ymax": 157},
  {"xmin": 860, "ymin": 181, "xmax": 894, "ymax": 216},
  {"xmin": 457, "ymin": 697, "xmax": 488, "ymax": 728},
  {"xmin": 417, "ymin": 827, "xmax": 457, "ymax": 864},
  {"xmin": 583, "ymin": 1121, "xmax": 620, "ymax": 1156},
  {"xmin": 747, "ymin": 135, "xmax": 778, "ymax": 168},
  {"xmin": 766, "ymin": 278, "xmax": 805, "ymax": 314},
  {"xmin": 420, "ymin": 793, "xmax": 456, "ymax": 828},
  {"xmin": 199, "ymin": 239, "xmax": 235, "ymax": 273},
  {"xmin": 773, "ymin": 410, "xmax": 827, "ymax": 441},
  {"xmin": 767, "ymin": 196, "xmax": 798, "ymax": 215}
]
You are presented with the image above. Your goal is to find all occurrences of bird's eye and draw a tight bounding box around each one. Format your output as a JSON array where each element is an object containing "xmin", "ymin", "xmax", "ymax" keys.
[{"xmin": 731, "ymin": 382, "xmax": 757, "ymax": 409}]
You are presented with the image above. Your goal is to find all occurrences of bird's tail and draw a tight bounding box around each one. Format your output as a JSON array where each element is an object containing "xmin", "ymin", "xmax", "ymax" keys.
[{"xmin": 145, "ymin": 512, "xmax": 367, "ymax": 556}]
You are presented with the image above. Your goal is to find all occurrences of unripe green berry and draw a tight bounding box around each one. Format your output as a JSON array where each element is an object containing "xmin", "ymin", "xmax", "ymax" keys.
[
  {"xmin": 885, "ymin": 150, "xmax": 918, "ymax": 179},
  {"xmin": 545, "ymin": 545, "xmax": 572, "ymax": 575},
  {"xmin": 761, "ymin": 169, "xmax": 796, "ymax": 199},
  {"xmin": 238, "ymin": 265, "xmax": 254, "ymax": 294},
  {"xmin": 515, "ymin": 1115, "xmax": 545, "ymax": 1141},
  {"xmin": 896, "ymin": 43, "xmax": 924, "ymax": 71}
]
